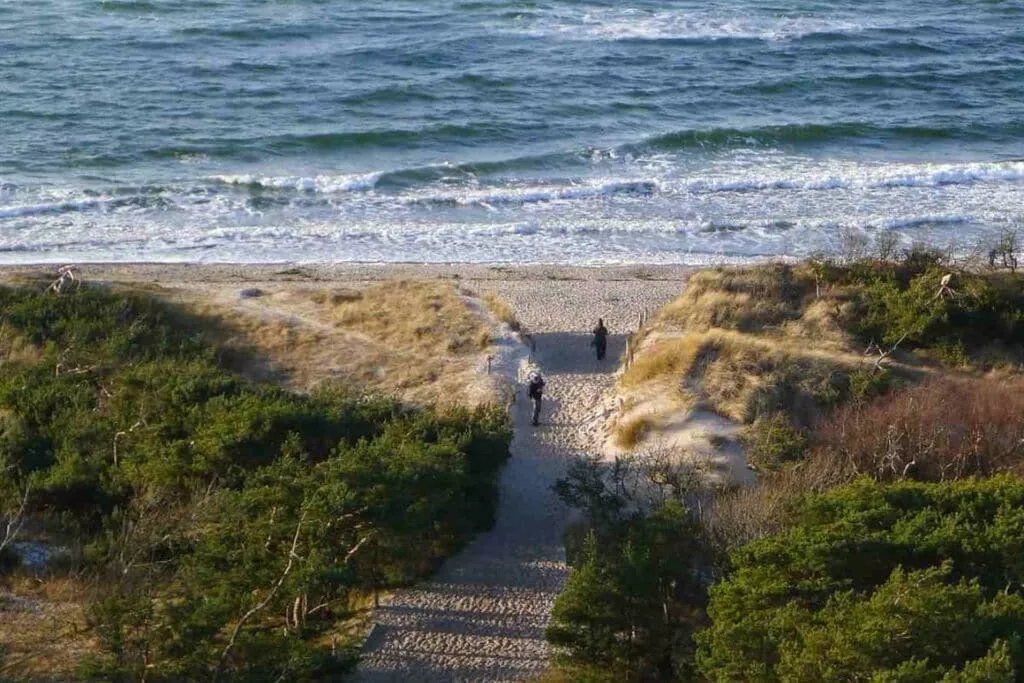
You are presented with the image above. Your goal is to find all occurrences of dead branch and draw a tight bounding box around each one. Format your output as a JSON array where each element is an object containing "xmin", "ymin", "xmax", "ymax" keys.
[
  {"xmin": 113, "ymin": 421, "xmax": 144, "ymax": 466},
  {"xmin": 264, "ymin": 506, "xmax": 278, "ymax": 550},
  {"xmin": 866, "ymin": 332, "xmax": 908, "ymax": 374},
  {"xmin": 342, "ymin": 529, "xmax": 376, "ymax": 566},
  {"xmin": 46, "ymin": 265, "xmax": 79, "ymax": 295},
  {"xmin": 1, "ymin": 480, "xmax": 31, "ymax": 556},
  {"xmin": 932, "ymin": 273, "xmax": 957, "ymax": 301},
  {"xmin": 214, "ymin": 510, "xmax": 306, "ymax": 682}
]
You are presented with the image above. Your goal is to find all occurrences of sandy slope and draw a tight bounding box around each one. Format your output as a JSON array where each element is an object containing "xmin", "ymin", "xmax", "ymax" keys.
[{"xmin": 355, "ymin": 276, "xmax": 684, "ymax": 682}]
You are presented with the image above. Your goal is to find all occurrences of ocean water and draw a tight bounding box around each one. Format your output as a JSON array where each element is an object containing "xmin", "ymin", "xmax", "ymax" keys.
[{"xmin": 1, "ymin": 0, "xmax": 1022, "ymax": 264}]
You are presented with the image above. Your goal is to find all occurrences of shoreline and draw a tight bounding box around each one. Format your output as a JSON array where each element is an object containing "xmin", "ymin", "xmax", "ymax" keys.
[{"xmin": 0, "ymin": 262, "xmax": 704, "ymax": 285}]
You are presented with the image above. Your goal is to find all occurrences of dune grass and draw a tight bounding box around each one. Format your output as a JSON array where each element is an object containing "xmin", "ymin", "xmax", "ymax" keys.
[
  {"xmin": 326, "ymin": 280, "xmax": 492, "ymax": 355},
  {"xmin": 613, "ymin": 414, "xmax": 658, "ymax": 449},
  {"xmin": 482, "ymin": 291, "xmax": 523, "ymax": 333},
  {"xmin": 622, "ymin": 329, "xmax": 861, "ymax": 426},
  {"xmin": 183, "ymin": 279, "xmax": 498, "ymax": 405}
]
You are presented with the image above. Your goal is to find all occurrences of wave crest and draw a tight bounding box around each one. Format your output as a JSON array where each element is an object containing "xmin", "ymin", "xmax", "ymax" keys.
[{"xmin": 508, "ymin": 8, "xmax": 885, "ymax": 43}]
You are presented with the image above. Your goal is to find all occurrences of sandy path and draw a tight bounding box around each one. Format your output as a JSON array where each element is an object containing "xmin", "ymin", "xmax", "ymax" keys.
[{"xmin": 355, "ymin": 277, "xmax": 683, "ymax": 682}]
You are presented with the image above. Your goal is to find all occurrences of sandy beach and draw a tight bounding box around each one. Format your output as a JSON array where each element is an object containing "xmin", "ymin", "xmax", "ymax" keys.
[{"xmin": 0, "ymin": 262, "xmax": 694, "ymax": 288}]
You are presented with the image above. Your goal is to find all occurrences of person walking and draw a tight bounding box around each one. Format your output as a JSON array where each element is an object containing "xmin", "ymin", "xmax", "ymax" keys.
[
  {"xmin": 527, "ymin": 370, "xmax": 545, "ymax": 426},
  {"xmin": 592, "ymin": 318, "xmax": 609, "ymax": 361}
]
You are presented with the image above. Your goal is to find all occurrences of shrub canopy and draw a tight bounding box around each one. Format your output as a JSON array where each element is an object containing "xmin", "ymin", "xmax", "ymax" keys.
[
  {"xmin": 697, "ymin": 477, "xmax": 1024, "ymax": 682},
  {"xmin": 0, "ymin": 283, "xmax": 511, "ymax": 680}
]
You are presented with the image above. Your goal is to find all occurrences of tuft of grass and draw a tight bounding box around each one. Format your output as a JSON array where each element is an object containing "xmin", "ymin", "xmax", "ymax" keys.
[
  {"xmin": 621, "ymin": 335, "xmax": 707, "ymax": 388},
  {"xmin": 309, "ymin": 288, "xmax": 363, "ymax": 306},
  {"xmin": 474, "ymin": 327, "xmax": 492, "ymax": 350},
  {"xmin": 482, "ymin": 292, "xmax": 523, "ymax": 333},
  {"xmin": 613, "ymin": 414, "xmax": 657, "ymax": 449}
]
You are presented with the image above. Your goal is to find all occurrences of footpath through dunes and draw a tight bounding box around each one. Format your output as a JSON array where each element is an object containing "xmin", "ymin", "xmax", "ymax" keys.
[{"xmin": 355, "ymin": 273, "xmax": 686, "ymax": 682}]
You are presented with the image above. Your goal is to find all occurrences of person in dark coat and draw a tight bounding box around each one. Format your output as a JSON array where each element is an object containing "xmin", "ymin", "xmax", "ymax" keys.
[
  {"xmin": 527, "ymin": 371, "xmax": 545, "ymax": 426},
  {"xmin": 592, "ymin": 318, "xmax": 609, "ymax": 361}
]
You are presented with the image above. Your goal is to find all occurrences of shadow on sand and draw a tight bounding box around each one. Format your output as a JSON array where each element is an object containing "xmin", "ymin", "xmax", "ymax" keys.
[{"xmin": 529, "ymin": 332, "xmax": 627, "ymax": 376}]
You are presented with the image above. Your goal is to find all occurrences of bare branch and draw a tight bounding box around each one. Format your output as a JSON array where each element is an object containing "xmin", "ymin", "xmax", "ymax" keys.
[
  {"xmin": 343, "ymin": 530, "xmax": 376, "ymax": 566},
  {"xmin": 872, "ymin": 332, "xmax": 908, "ymax": 374},
  {"xmin": 0, "ymin": 481, "xmax": 31, "ymax": 556},
  {"xmin": 46, "ymin": 265, "xmax": 79, "ymax": 295},
  {"xmin": 214, "ymin": 510, "xmax": 306, "ymax": 681}
]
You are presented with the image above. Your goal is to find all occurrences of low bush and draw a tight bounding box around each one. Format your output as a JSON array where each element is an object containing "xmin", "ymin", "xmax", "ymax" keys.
[
  {"xmin": 741, "ymin": 414, "xmax": 808, "ymax": 472},
  {"xmin": 826, "ymin": 261, "xmax": 1024, "ymax": 361},
  {"xmin": 697, "ymin": 477, "xmax": 1024, "ymax": 681},
  {"xmin": 847, "ymin": 366, "xmax": 891, "ymax": 403},
  {"xmin": 0, "ymin": 283, "xmax": 512, "ymax": 679},
  {"xmin": 811, "ymin": 376, "xmax": 1024, "ymax": 482},
  {"xmin": 548, "ymin": 456, "xmax": 714, "ymax": 682}
]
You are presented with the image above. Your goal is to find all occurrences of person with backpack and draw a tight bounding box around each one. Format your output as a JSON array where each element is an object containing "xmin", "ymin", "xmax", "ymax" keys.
[
  {"xmin": 591, "ymin": 318, "xmax": 609, "ymax": 361},
  {"xmin": 527, "ymin": 370, "xmax": 545, "ymax": 426}
]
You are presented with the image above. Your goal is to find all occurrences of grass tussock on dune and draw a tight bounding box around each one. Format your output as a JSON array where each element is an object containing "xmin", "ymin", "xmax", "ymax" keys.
[
  {"xmin": 619, "ymin": 265, "xmax": 860, "ymax": 445},
  {"xmin": 324, "ymin": 280, "xmax": 492, "ymax": 355},
  {"xmin": 622, "ymin": 329, "xmax": 867, "ymax": 426},
  {"xmin": 481, "ymin": 291, "xmax": 523, "ymax": 333},
  {"xmin": 613, "ymin": 413, "xmax": 659, "ymax": 449},
  {"xmin": 185, "ymin": 279, "xmax": 498, "ymax": 405},
  {"xmin": 617, "ymin": 250, "xmax": 1024, "ymax": 452}
]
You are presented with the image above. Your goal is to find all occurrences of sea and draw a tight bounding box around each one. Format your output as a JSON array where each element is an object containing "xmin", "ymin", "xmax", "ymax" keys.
[{"xmin": 1, "ymin": 0, "xmax": 1022, "ymax": 264}]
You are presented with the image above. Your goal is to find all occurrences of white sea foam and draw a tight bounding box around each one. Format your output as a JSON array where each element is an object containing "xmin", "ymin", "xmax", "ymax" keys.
[
  {"xmin": 509, "ymin": 8, "xmax": 884, "ymax": 43},
  {"xmin": 406, "ymin": 179, "xmax": 659, "ymax": 208},
  {"xmin": 1, "ymin": 154, "xmax": 1021, "ymax": 265},
  {"xmin": 0, "ymin": 199, "xmax": 102, "ymax": 219},
  {"xmin": 210, "ymin": 172, "xmax": 382, "ymax": 194},
  {"xmin": 682, "ymin": 160, "xmax": 1024, "ymax": 195},
  {"xmin": 881, "ymin": 214, "xmax": 971, "ymax": 230}
]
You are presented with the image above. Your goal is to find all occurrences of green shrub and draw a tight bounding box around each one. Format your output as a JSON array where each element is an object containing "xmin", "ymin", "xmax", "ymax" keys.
[
  {"xmin": 741, "ymin": 414, "xmax": 808, "ymax": 472},
  {"xmin": 0, "ymin": 283, "xmax": 512, "ymax": 678},
  {"xmin": 697, "ymin": 477, "xmax": 1024, "ymax": 681},
  {"xmin": 548, "ymin": 456, "xmax": 713, "ymax": 682},
  {"xmin": 847, "ymin": 367, "xmax": 890, "ymax": 403},
  {"xmin": 849, "ymin": 267, "xmax": 1024, "ymax": 355}
]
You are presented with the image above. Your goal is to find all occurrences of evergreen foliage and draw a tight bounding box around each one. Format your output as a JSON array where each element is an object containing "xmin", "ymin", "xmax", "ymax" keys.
[
  {"xmin": 697, "ymin": 477, "xmax": 1024, "ymax": 681},
  {"xmin": 547, "ymin": 456, "xmax": 713, "ymax": 681},
  {"xmin": 0, "ymin": 283, "xmax": 511, "ymax": 679}
]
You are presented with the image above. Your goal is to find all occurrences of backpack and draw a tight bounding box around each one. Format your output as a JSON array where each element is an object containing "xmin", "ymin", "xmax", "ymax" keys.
[{"xmin": 527, "ymin": 372, "xmax": 544, "ymax": 399}]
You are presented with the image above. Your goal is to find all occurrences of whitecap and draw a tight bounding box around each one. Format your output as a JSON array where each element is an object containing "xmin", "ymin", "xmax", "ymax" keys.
[
  {"xmin": 506, "ymin": 8, "xmax": 886, "ymax": 43},
  {"xmin": 209, "ymin": 172, "xmax": 383, "ymax": 194}
]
